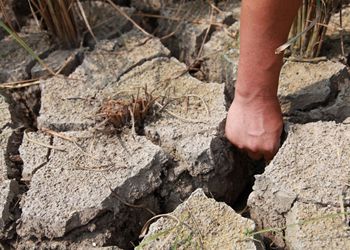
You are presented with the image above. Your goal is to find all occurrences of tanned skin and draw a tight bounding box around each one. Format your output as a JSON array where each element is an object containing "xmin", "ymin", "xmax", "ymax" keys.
[{"xmin": 225, "ymin": 0, "xmax": 302, "ymax": 161}]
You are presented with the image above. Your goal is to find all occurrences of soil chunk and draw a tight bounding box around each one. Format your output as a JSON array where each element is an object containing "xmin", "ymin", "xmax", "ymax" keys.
[
  {"xmin": 139, "ymin": 188, "xmax": 259, "ymax": 250},
  {"xmin": 248, "ymin": 121, "xmax": 350, "ymax": 248}
]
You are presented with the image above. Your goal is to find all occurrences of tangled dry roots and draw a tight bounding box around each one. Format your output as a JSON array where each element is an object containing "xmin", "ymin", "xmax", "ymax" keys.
[{"xmin": 97, "ymin": 91, "xmax": 157, "ymax": 134}]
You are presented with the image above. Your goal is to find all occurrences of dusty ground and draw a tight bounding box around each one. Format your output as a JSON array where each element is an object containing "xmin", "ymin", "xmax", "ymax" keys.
[{"xmin": 0, "ymin": 0, "xmax": 350, "ymax": 249}]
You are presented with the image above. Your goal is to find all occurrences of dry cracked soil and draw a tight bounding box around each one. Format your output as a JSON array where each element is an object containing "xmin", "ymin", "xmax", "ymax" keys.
[{"xmin": 0, "ymin": 0, "xmax": 350, "ymax": 249}]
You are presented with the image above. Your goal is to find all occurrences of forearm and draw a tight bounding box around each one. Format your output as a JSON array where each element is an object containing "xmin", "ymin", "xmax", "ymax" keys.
[
  {"xmin": 236, "ymin": 0, "xmax": 302, "ymax": 99},
  {"xmin": 225, "ymin": 0, "xmax": 302, "ymax": 160}
]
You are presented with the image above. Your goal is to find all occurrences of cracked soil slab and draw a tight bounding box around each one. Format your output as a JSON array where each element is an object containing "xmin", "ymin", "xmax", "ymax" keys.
[
  {"xmin": 18, "ymin": 130, "xmax": 168, "ymax": 239},
  {"xmin": 279, "ymin": 60, "xmax": 348, "ymax": 115},
  {"xmin": 248, "ymin": 121, "xmax": 350, "ymax": 248},
  {"xmin": 139, "ymin": 189, "xmax": 259, "ymax": 250},
  {"xmin": 0, "ymin": 32, "xmax": 52, "ymax": 83},
  {"xmin": 38, "ymin": 30, "xmax": 170, "ymax": 131}
]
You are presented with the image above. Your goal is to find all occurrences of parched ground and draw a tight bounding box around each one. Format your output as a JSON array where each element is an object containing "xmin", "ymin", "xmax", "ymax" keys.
[{"xmin": 0, "ymin": 0, "xmax": 350, "ymax": 249}]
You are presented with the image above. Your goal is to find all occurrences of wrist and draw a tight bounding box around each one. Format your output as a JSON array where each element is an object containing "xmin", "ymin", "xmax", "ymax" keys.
[
  {"xmin": 234, "ymin": 86, "xmax": 279, "ymax": 105},
  {"xmin": 235, "ymin": 59, "xmax": 282, "ymax": 101}
]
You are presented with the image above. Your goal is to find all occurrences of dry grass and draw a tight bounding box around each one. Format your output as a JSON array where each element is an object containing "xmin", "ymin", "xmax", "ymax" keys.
[
  {"xmin": 0, "ymin": 0, "xmax": 18, "ymax": 30},
  {"xmin": 29, "ymin": 0, "xmax": 81, "ymax": 48},
  {"xmin": 1, "ymin": 0, "xmax": 344, "ymax": 58},
  {"xmin": 1, "ymin": 0, "xmax": 153, "ymax": 48},
  {"xmin": 288, "ymin": 0, "xmax": 343, "ymax": 58},
  {"xmin": 0, "ymin": 0, "xmax": 84, "ymax": 48},
  {"xmin": 0, "ymin": 0, "xmax": 101, "ymax": 48}
]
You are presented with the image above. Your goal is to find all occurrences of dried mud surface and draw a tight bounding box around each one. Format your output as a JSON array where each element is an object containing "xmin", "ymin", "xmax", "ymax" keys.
[{"xmin": 0, "ymin": 1, "xmax": 350, "ymax": 249}]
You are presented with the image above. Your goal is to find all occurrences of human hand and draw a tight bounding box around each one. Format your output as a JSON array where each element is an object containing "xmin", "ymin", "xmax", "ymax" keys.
[{"xmin": 225, "ymin": 93, "xmax": 283, "ymax": 161}]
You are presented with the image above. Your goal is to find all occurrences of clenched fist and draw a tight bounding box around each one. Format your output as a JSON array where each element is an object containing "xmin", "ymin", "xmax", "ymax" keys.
[
  {"xmin": 225, "ymin": 94, "xmax": 283, "ymax": 161},
  {"xmin": 224, "ymin": 0, "xmax": 301, "ymax": 160}
]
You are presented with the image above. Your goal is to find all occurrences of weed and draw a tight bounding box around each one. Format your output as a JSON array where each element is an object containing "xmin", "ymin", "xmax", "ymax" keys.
[{"xmin": 278, "ymin": 0, "xmax": 343, "ymax": 58}]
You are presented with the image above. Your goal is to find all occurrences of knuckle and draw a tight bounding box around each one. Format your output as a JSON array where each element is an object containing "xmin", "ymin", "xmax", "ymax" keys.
[
  {"xmin": 264, "ymin": 142, "xmax": 279, "ymax": 152},
  {"xmin": 230, "ymin": 140, "xmax": 243, "ymax": 149},
  {"xmin": 246, "ymin": 142, "xmax": 260, "ymax": 153}
]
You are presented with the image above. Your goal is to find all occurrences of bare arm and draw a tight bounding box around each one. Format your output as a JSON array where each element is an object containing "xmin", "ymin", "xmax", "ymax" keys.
[{"xmin": 225, "ymin": 0, "xmax": 302, "ymax": 160}]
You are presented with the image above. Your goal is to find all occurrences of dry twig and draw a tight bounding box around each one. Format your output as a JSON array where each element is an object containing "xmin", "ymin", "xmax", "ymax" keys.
[
  {"xmin": 24, "ymin": 130, "xmax": 66, "ymax": 151},
  {"xmin": 105, "ymin": 0, "xmax": 151, "ymax": 37},
  {"xmin": 154, "ymin": 101, "xmax": 206, "ymax": 124}
]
